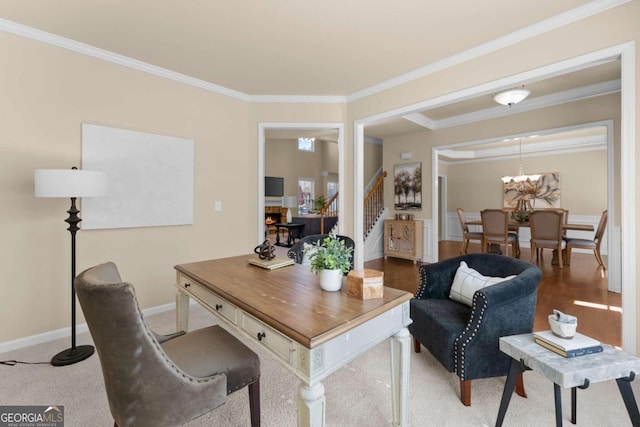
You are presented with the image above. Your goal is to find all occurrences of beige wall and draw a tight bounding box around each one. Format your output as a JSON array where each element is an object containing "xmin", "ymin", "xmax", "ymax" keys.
[
  {"xmin": 0, "ymin": 32, "xmax": 245, "ymax": 341},
  {"xmin": 0, "ymin": 32, "xmax": 346, "ymax": 343},
  {"xmin": 446, "ymin": 150, "xmax": 607, "ymax": 214},
  {"xmin": 364, "ymin": 142, "xmax": 383, "ymax": 187},
  {"xmin": 265, "ymin": 138, "xmax": 337, "ymax": 199}
]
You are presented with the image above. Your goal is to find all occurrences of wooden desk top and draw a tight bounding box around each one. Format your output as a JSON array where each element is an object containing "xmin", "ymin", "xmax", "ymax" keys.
[
  {"xmin": 175, "ymin": 255, "xmax": 412, "ymax": 349},
  {"xmin": 466, "ymin": 220, "xmax": 594, "ymax": 232}
]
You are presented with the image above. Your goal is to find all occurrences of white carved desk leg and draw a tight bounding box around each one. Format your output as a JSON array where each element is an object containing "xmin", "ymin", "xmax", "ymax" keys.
[
  {"xmin": 390, "ymin": 327, "xmax": 410, "ymax": 427},
  {"xmin": 176, "ymin": 289, "xmax": 190, "ymax": 332},
  {"xmin": 297, "ymin": 382, "xmax": 325, "ymax": 427}
]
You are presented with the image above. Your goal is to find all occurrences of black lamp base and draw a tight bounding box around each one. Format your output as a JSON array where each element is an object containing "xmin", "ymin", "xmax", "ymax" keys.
[{"xmin": 51, "ymin": 345, "xmax": 95, "ymax": 366}]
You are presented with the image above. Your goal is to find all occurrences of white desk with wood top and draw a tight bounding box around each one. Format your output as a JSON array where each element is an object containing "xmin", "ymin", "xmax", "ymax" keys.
[{"xmin": 175, "ymin": 255, "xmax": 413, "ymax": 427}]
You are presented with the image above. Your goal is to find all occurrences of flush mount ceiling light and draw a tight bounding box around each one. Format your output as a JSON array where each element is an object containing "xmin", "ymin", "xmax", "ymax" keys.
[{"xmin": 493, "ymin": 87, "xmax": 531, "ymax": 107}]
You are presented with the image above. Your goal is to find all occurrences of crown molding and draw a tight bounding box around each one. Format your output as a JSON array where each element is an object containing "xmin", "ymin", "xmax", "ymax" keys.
[
  {"xmin": 346, "ymin": 0, "xmax": 630, "ymax": 102},
  {"xmin": 427, "ymin": 79, "xmax": 621, "ymax": 130},
  {"xmin": 0, "ymin": 18, "xmax": 254, "ymax": 101},
  {"xmin": 0, "ymin": 0, "xmax": 629, "ymax": 103},
  {"xmin": 364, "ymin": 135, "xmax": 383, "ymax": 145},
  {"xmin": 0, "ymin": 18, "xmax": 346, "ymax": 104},
  {"xmin": 402, "ymin": 112, "xmax": 437, "ymax": 129},
  {"xmin": 248, "ymin": 95, "xmax": 347, "ymax": 103},
  {"xmin": 439, "ymin": 134, "xmax": 606, "ymax": 164}
]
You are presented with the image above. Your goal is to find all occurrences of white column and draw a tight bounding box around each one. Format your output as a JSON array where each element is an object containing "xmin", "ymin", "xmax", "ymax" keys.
[
  {"xmin": 390, "ymin": 327, "xmax": 410, "ymax": 427},
  {"xmin": 297, "ymin": 381, "xmax": 326, "ymax": 427}
]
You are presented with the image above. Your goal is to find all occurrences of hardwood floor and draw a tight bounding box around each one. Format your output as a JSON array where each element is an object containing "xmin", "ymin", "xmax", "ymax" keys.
[{"xmin": 364, "ymin": 240, "xmax": 621, "ymax": 347}]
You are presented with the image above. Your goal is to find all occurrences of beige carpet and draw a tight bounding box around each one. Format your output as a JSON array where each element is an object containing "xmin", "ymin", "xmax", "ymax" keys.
[{"xmin": 1, "ymin": 304, "xmax": 637, "ymax": 426}]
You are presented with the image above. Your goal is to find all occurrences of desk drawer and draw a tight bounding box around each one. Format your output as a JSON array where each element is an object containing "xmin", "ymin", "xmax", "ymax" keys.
[
  {"xmin": 241, "ymin": 312, "xmax": 292, "ymax": 364},
  {"xmin": 178, "ymin": 274, "xmax": 238, "ymax": 325}
]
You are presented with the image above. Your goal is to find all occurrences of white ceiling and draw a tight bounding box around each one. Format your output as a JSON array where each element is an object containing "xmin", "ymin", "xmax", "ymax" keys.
[
  {"xmin": 0, "ymin": 0, "xmax": 603, "ymax": 96},
  {"xmin": 0, "ymin": 0, "xmax": 623, "ymax": 143}
]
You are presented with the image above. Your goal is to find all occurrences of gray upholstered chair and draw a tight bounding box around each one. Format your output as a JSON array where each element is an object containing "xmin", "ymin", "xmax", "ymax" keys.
[
  {"xmin": 287, "ymin": 234, "xmax": 355, "ymax": 272},
  {"xmin": 75, "ymin": 262, "xmax": 260, "ymax": 427},
  {"xmin": 409, "ymin": 253, "xmax": 541, "ymax": 406},
  {"xmin": 481, "ymin": 209, "xmax": 520, "ymax": 257},
  {"xmin": 529, "ymin": 209, "xmax": 565, "ymax": 268},
  {"xmin": 565, "ymin": 209, "xmax": 608, "ymax": 269},
  {"xmin": 456, "ymin": 208, "xmax": 483, "ymax": 254}
]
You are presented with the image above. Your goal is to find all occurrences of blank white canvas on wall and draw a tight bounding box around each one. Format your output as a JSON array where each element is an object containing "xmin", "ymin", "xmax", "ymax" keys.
[{"xmin": 81, "ymin": 123, "xmax": 194, "ymax": 230}]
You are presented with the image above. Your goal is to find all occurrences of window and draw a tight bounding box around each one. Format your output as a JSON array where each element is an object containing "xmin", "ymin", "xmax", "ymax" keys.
[
  {"xmin": 298, "ymin": 137, "xmax": 315, "ymax": 152},
  {"xmin": 326, "ymin": 180, "xmax": 338, "ymax": 212},
  {"xmin": 297, "ymin": 178, "xmax": 315, "ymax": 213},
  {"xmin": 327, "ymin": 181, "xmax": 338, "ymax": 200}
]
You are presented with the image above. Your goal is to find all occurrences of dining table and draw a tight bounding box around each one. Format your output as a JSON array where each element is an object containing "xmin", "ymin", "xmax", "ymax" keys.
[
  {"xmin": 465, "ymin": 218, "xmax": 594, "ymax": 265},
  {"xmin": 465, "ymin": 219, "xmax": 594, "ymax": 232}
]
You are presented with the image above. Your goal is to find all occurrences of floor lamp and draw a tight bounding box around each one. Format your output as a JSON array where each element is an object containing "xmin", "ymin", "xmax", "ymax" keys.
[{"xmin": 35, "ymin": 167, "xmax": 108, "ymax": 366}]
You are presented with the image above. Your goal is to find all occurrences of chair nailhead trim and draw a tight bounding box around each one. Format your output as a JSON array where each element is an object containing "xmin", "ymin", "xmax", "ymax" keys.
[{"xmin": 454, "ymin": 293, "xmax": 487, "ymax": 380}]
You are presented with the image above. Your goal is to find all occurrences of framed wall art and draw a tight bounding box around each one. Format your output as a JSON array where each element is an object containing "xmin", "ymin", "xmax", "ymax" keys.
[
  {"xmin": 503, "ymin": 172, "xmax": 561, "ymax": 210},
  {"xmin": 394, "ymin": 162, "xmax": 422, "ymax": 211},
  {"xmin": 81, "ymin": 123, "xmax": 194, "ymax": 230}
]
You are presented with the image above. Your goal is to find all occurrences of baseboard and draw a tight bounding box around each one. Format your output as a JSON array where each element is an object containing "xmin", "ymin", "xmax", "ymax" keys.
[{"xmin": 0, "ymin": 301, "xmax": 183, "ymax": 354}]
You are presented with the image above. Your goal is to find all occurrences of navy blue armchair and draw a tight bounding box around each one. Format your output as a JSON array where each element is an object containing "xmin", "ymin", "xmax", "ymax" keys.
[
  {"xmin": 409, "ymin": 253, "xmax": 541, "ymax": 406},
  {"xmin": 287, "ymin": 234, "xmax": 355, "ymax": 272}
]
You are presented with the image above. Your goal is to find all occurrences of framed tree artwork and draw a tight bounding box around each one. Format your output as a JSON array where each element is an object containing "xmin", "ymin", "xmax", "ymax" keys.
[{"xmin": 394, "ymin": 162, "xmax": 422, "ymax": 210}]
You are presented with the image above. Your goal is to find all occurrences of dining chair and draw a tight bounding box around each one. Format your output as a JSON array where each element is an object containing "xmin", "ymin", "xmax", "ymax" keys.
[
  {"xmin": 480, "ymin": 209, "xmax": 520, "ymax": 257},
  {"xmin": 529, "ymin": 210, "xmax": 565, "ymax": 268},
  {"xmin": 565, "ymin": 210, "xmax": 608, "ymax": 269},
  {"xmin": 456, "ymin": 208, "xmax": 483, "ymax": 254},
  {"xmin": 75, "ymin": 262, "xmax": 261, "ymax": 427}
]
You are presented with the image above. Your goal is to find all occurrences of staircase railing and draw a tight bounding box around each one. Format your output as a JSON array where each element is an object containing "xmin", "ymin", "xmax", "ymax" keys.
[
  {"xmin": 364, "ymin": 171, "xmax": 387, "ymax": 238},
  {"xmin": 319, "ymin": 192, "xmax": 339, "ymax": 234}
]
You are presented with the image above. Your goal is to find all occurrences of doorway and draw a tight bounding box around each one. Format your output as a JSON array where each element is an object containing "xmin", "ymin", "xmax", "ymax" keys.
[
  {"xmin": 257, "ymin": 123, "xmax": 344, "ymax": 243},
  {"xmin": 355, "ymin": 43, "xmax": 636, "ymax": 353}
]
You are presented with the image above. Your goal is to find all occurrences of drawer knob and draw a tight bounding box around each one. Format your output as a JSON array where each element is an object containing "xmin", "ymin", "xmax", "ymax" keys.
[
  {"xmin": 215, "ymin": 304, "xmax": 222, "ymax": 311},
  {"xmin": 257, "ymin": 332, "xmax": 266, "ymax": 341},
  {"xmin": 184, "ymin": 282, "xmax": 191, "ymax": 288}
]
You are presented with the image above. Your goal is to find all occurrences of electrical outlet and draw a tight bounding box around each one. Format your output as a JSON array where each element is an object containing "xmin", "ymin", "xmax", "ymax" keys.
[{"xmin": 214, "ymin": 200, "xmax": 222, "ymax": 211}]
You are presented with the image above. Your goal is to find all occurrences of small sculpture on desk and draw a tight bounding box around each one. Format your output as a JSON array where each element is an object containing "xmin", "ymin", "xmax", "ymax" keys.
[
  {"xmin": 548, "ymin": 309, "xmax": 577, "ymax": 339},
  {"xmin": 254, "ymin": 239, "xmax": 276, "ymax": 260}
]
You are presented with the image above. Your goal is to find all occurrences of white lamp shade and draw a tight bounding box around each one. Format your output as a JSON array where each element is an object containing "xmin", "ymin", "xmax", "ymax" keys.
[
  {"xmin": 281, "ymin": 195, "xmax": 298, "ymax": 208},
  {"xmin": 35, "ymin": 169, "xmax": 108, "ymax": 198},
  {"xmin": 282, "ymin": 195, "xmax": 297, "ymax": 223},
  {"xmin": 493, "ymin": 88, "xmax": 530, "ymax": 106}
]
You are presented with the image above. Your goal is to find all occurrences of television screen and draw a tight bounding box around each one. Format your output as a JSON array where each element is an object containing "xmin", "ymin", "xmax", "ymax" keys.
[{"xmin": 265, "ymin": 176, "xmax": 284, "ymax": 197}]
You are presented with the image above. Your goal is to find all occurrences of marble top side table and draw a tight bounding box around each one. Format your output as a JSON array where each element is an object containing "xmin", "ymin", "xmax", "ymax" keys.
[{"xmin": 496, "ymin": 333, "xmax": 640, "ymax": 427}]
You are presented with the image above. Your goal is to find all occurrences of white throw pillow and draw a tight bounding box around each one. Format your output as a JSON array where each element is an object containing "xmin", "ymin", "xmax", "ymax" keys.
[{"xmin": 449, "ymin": 261, "xmax": 516, "ymax": 306}]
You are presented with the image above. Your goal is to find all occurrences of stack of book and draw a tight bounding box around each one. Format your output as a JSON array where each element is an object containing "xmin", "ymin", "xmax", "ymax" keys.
[
  {"xmin": 247, "ymin": 257, "xmax": 295, "ymax": 270},
  {"xmin": 533, "ymin": 330, "xmax": 603, "ymax": 358}
]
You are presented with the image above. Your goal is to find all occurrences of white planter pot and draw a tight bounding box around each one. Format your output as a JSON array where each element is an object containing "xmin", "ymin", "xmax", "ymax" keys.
[{"xmin": 319, "ymin": 269, "xmax": 343, "ymax": 292}]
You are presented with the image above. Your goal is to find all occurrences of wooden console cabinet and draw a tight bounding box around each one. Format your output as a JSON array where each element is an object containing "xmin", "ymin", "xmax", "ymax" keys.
[{"xmin": 384, "ymin": 219, "xmax": 423, "ymax": 264}]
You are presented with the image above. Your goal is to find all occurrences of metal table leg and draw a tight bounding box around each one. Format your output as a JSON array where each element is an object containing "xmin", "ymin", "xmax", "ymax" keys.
[
  {"xmin": 495, "ymin": 358, "xmax": 527, "ymax": 427},
  {"xmin": 616, "ymin": 372, "xmax": 640, "ymax": 427},
  {"xmin": 554, "ymin": 383, "xmax": 563, "ymax": 427}
]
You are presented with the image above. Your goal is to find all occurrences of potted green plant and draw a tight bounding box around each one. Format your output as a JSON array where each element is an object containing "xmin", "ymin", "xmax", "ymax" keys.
[
  {"xmin": 313, "ymin": 195, "xmax": 326, "ymax": 212},
  {"xmin": 304, "ymin": 233, "xmax": 354, "ymax": 291}
]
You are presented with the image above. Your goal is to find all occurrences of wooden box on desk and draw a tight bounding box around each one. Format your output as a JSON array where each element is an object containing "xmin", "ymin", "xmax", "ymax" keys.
[{"xmin": 347, "ymin": 269, "xmax": 384, "ymax": 300}]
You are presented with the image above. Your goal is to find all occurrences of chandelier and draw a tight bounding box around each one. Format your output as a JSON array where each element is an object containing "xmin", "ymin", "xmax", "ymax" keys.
[{"xmin": 501, "ymin": 138, "xmax": 540, "ymax": 184}]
